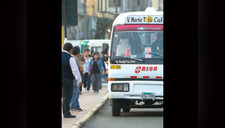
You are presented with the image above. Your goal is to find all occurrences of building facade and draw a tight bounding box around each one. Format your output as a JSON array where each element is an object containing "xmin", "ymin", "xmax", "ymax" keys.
[{"xmin": 64, "ymin": 0, "xmax": 163, "ymax": 40}]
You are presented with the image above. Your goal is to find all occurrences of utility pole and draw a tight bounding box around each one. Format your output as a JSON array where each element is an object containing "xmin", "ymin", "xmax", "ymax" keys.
[
  {"xmin": 63, "ymin": 0, "xmax": 67, "ymax": 38},
  {"xmin": 114, "ymin": 0, "xmax": 118, "ymax": 19},
  {"xmin": 83, "ymin": 0, "xmax": 87, "ymax": 39}
]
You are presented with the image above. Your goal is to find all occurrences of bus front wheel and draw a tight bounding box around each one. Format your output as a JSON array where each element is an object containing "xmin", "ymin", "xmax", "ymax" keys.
[{"xmin": 122, "ymin": 107, "xmax": 131, "ymax": 112}]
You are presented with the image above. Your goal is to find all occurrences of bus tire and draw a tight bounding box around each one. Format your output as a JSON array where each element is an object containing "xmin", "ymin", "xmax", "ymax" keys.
[
  {"xmin": 122, "ymin": 107, "xmax": 131, "ymax": 112},
  {"xmin": 112, "ymin": 99, "xmax": 121, "ymax": 116}
]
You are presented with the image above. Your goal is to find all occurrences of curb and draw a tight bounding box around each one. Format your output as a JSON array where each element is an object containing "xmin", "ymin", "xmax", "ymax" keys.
[{"xmin": 71, "ymin": 93, "xmax": 109, "ymax": 128}]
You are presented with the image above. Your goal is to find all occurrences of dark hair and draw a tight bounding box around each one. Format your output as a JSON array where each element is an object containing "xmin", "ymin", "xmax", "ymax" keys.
[
  {"xmin": 83, "ymin": 49, "xmax": 89, "ymax": 53},
  {"xmin": 72, "ymin": 46, "xmax": 80, "ymax": 55},
  {"xmin": 86, "ymin": 48, "xmax": 90, "ymax": 51},
  {"xmin": 91, "ymin": 51, "xmax": 94, "ymax": 54},
  {"xmin": 63, "ymin": 42, "xmax": 73, "ymax": 51},
  {"xmin": 93, "ymin": 52, "xmax": 99, "ymax": 56},
  {"xmin": 75, "ymin": 46, "xmax": 80, "ymax": 53}
]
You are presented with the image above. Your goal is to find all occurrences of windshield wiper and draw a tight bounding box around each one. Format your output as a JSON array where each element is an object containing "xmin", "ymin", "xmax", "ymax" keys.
[
  {"xmin": 130, "ymin": 58, "xmax": 144, "ymax": 62},
  {"xmin": 113, "ymin": 56, "xmax": 144, "ymax": 62},
  {"xmin": 149, "ymin": 52, "xmax": 162, "ymax": 57}
]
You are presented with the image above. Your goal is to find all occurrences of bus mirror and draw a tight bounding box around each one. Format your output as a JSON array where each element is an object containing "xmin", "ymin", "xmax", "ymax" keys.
[{"xmin": 101, "ymin": 43, "xmax": 109, "ymax": 54}]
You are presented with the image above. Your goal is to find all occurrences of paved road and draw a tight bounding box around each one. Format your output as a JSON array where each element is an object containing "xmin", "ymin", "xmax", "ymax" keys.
[{"xmin": 84, "ymin": 99, "xmax": 163, "ymax": 128}]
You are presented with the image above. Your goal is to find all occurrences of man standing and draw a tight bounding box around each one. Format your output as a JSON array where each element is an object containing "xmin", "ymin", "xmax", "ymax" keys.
[
  {"xmin": 62, "ymin": 43, "xmax": 82, "ymax": 118},
  {"xmin": 70, "ymin": 46, "xmax": 83, "ymax": 111}
]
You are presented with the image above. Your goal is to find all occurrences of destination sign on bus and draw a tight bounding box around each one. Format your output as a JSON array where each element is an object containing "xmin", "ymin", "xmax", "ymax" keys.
[
  {"xmin": 125, "ymin": 15, "xmax": 163, "ymax": 24},
  {"xmin": 115, "ymin": 25, "xmax": 163, "ymax": 32}
]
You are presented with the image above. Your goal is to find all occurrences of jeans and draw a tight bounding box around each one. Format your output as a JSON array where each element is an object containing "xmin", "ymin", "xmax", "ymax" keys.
[
  {"xmin": 70, "ymin": 80, "xmax": 80, "ymax": 109},
  {"xmin": 91, "ymin": 73, "xmax": 101, "ymax": 92},
  {"xmin": 83, "ymin": 73, "xmax": 91, "ymax": 90},
  {"xmin": 62, "ymin": 78, "xmax": 73, "ymax": 116}
]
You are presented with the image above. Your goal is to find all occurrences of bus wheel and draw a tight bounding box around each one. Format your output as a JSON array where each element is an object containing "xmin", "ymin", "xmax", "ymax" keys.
[
  {"xmin": 122, "ymin": 107, "xmax": 130, "ymax": 112},
  {"xmin": 112, "ymin": 99, "xmax": 121, "ymax": 116}
]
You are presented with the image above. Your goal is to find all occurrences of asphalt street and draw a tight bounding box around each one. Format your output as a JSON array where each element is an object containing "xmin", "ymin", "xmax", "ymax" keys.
[{"xmin": 83, "ymin": 99, "xmax": 163, "ymax": 128}]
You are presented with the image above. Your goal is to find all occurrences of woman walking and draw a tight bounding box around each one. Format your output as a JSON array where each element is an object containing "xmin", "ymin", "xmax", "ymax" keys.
[{"xmin": 88, "ymin": 52, "xmax": 105, "ymax": 94}]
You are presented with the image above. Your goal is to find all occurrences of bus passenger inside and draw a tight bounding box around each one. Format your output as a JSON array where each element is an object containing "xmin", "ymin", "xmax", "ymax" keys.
[
  {"xmin": 116, "ymin": 33, "xmax": 131, "ymax": 56},
  {"xmin": 128, "ymin": 32, "xmax": 142, "ymax": 57},
  {"xmin": 141, "ymin": 45, "xmax": 147, "ymax": 57},
  {"xmin": 151, "ymin": 33, "xmax": 163, "ymax": 57}
]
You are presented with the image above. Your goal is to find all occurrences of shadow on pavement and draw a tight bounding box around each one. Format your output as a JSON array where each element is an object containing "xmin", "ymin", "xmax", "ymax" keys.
[{"xmin": 120, "ymin": 110, "xmax": 163, "ymax": 117}]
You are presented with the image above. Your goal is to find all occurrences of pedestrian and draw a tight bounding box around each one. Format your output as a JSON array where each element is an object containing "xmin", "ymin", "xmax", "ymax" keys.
[
  {"xmin": 99, "ymin": 55, "xmax": 106, "ymax": 89},
  {"xmin": 83, "ymin": 49, "xmax": 92, "ymax": 92},
  {"xmin": 86, "ymin": 48, "xmax": 91, "ymax": 57},
  {"xmin": 88, "ymin": 52, "xmax": 105, "ymax": 94},
  {"xmin": 103, "ymin": 52, "xmax": 109, "ymax": 65},
  {"xmin": 90, "ymin": 50, "xmax": 94, "ymax": 57},
  {"xmin": 70, "ymin": 46, "xmax": 84, "ymax": 111},
  {"xmin": 74, "ymin": 46, "xmax": 86, "ymax": 95},
  {"xmin": 62, "ymin": 43, "xmax": 82, "ymax": 118}
]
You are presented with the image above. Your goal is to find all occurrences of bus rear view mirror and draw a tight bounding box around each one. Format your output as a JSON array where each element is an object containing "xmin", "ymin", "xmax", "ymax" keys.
[{"xmin": 101, "ymin": 43, "xmax": 109, "ymax": 54}]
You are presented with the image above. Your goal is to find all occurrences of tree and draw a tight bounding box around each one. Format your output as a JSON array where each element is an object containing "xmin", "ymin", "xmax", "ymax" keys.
[{"xmin": 94, "ymin": 18, "xmax": 112, "ymax": 39}]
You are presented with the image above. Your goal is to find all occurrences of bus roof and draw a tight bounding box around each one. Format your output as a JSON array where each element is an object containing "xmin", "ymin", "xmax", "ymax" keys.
[{"xmin": 113, "ymin": 7, "xmax": 163, "ymax": 26}]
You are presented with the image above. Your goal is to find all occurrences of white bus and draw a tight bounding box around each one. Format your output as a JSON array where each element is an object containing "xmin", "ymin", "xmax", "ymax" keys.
[
  {"xmin": 64, "ymin": 39, "xmax": 110, "ymax": 55},
  {"xmin": 87, "ymin": 39, "xmax": 110, "ymax": 56},
  {"xmin": 105, "ymin": 7, "xmax": 163, "ymax": 116}
]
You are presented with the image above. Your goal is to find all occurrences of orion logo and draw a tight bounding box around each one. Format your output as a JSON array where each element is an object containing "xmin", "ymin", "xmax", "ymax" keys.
[
  {"xmin": 135, "ymin": 66, "xmax": 158, "ymax": 74},
  {"xmin": 135, "ymin": 66, "xmax": 141, "ymax": 74}
]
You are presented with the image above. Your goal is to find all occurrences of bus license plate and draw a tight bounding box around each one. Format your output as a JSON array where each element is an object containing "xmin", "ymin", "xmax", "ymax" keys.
[{"xmin": 142, "ymin": 92, "xmax": 155, "ymax": 99}]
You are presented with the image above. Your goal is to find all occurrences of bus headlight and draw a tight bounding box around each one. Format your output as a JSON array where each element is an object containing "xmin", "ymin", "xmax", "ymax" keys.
[
  {"xmin": 111, "ymin": 83, "xmax": 129, "ymax": 92},
  {"xmin": 123, "ymin": 83, "xmax": 129, "ymax": 91}
]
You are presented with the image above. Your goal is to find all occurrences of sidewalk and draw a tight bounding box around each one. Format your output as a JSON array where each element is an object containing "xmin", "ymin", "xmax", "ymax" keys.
[{"xmin": 62, "ymin": 82, "xmax": 108, "ymax": 128}]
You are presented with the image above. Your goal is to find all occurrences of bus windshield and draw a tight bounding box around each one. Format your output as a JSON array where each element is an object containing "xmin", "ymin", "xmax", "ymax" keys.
[{"xmin": 111, "ymin": 25, "xmax": 163, "ymax": 60}]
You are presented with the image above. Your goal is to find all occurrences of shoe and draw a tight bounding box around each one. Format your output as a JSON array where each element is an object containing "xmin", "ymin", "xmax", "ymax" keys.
[
  {"xmin": 70, "ymin": 108, "xmax": 76, "ymax": 111},
  {"xmin": 96, "ymin": 91, "xmax": 99, "ymax": 94},
  {"xmin": 76, "ymin": 108, "xmax": 83, "ymax": 111},
  {"xmin": 87, "ymin": 90, "xmax": 90, "ymax": 93},
  {"xmin": 64, "ymin": 114, "xmax": 76, "ymax": 118}
]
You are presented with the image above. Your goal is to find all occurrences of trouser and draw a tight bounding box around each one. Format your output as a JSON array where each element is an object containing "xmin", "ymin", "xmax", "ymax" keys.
[
  {"xmin": 79, "ymin": 71, "xmax": 83, "ymax": 92},
  {"xmin": 91, "ymin": 73, "xmax": 101, "ymax": 92},
  {"xmin": 62, "ymin": 78, "xmax": 73, "ymax": 116},
  {"xmin": 70, "ymin": 80, "xmax": 80, "ymax": 109},
  {"xmin": 83, "ymin": 73, "xmax": 91, "ymax": 90}
]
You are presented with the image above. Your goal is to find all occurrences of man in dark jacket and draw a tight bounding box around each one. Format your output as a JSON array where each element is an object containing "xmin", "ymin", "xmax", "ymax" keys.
[{"xmin": 62, "ymin": 43, "xmax": 82, "ymax": 118}]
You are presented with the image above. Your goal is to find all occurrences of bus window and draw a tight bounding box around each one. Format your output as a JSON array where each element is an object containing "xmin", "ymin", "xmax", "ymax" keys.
[{"xmin": 112, "ymin": 25, "xmax": 163, "ymax": 59}]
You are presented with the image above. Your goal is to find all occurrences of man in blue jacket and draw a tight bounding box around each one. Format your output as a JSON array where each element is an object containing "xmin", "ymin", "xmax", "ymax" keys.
[{"xmin": 99, "ymin": 56, "xmax": 106, "ymax": 89}]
